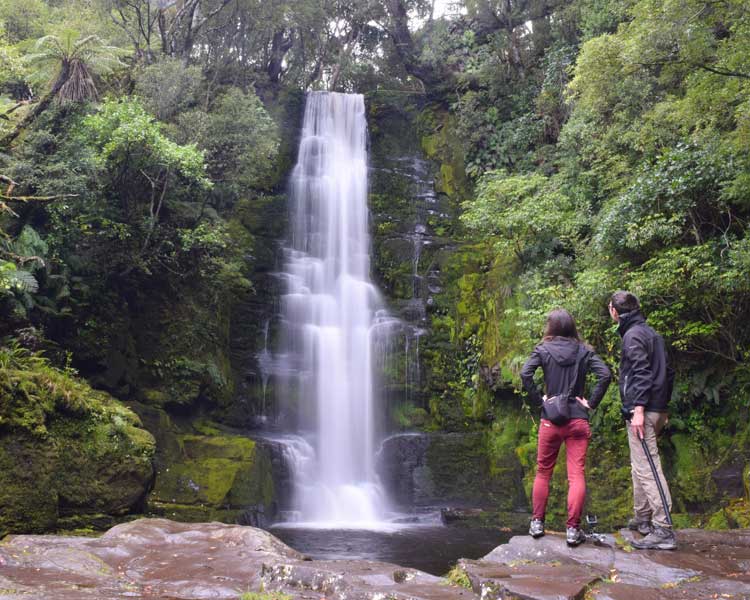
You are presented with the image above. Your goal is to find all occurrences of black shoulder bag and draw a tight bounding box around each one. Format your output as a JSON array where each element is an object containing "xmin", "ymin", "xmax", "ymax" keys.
[{"xmin": 543, "ymin": 345, "xmax": 588, "ymax": 426}]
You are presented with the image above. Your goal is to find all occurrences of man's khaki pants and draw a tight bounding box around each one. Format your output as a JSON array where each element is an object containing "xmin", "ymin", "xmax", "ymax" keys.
[{"xmin": 627, "ymin": 411, "xmax": 673, "ymax": 528}]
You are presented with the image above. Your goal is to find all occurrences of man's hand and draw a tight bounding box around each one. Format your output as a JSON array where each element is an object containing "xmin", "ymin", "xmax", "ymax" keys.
[
  {"xmin": 631, "ymin": 406, "xmax": 645, "ymax": 439},
  {"xmin": 576, "ymin": 397, "xmax": 591, "ymax": 410}
]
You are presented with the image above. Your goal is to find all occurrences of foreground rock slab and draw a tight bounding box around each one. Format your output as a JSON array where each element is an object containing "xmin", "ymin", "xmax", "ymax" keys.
[
  {"xmin": 0, "ymin": 518, "xmax": 475, "ymax": 600},
  {"xmin": 2, "ymin": 519, "xmax": 749, "ymax": 600},
  {"xmin": 459, "ymin": 528, "xmax": 750, "ymax": 600}
]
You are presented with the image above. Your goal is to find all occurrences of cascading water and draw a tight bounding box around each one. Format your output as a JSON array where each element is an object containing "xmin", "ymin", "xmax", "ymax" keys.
[{"xmin": 276, "ymin": 91, "xmax": 395, "ymax": 526}]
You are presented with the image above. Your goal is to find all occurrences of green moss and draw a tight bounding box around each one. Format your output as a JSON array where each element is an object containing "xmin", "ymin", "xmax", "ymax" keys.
[
  {"xmin": 181, "ymin": 434, "xmax": 256, "ymax": 460},
  {"xmin": 52, "ymin": 413, "xmax": 155, "ymax": 515},
  {"xmin": 670, "ymin": 433, "xmax": 716, "ymax": 508},
  {"xmin": 149, "ymin": 433, "xmax": 274, "ymax": 514},
  {"xmin": 155, "ymin": 458, "xmax": 240, "ymax": 505},
  {"xmin": 0, "ymin": 351, "xmax": 154, "ymax": 536},
  {"xmin": 446, "ymin": 565, "xmax": 472, "ymax": 589},
  {"xmin": 706, "ymin": 508, "xmax": 730, "ymax": 530},
  {"xmin": 0, "ymin": 433, "xmax": 59, "ymax": 536},
  {"xmin": 415, "ymin": 105, "xmax": 470, "ymax": 200},
  {"xmin": 725, "ymin": 498, "xmax": 750, "ymax": 527},
  {"xmin": 148, "ymin": 501, "xmax": 247, "ymax": 524},
  {"xmin": 440, "ymin": 164, "xmax": 456, "ymax": 197},
  {"xmin": 142, "ymin": 388, "xmax": 168, "ymax": 406},
  {"xmin": 670, "ymin": 513, "xmax": 702, "ymax": 528},
  {"xmin": 392, "ymin": 403, "xmax": 429, "ymax": 429},
  {"xmin": 239, "ymin": 592, "xmax": 292, "ymax": 600},
  {"xmin": 421, "ymin": 133, "xmax": 439, "ymax": 157}
]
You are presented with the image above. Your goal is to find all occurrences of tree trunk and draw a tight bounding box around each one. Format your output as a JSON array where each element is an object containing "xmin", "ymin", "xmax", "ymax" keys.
[
  {"xmin": 384, "ymin": 0, "xmax": 440, "ymax": 87},
  {"xmin": 267, "ymin": 29, "xmax": 294, "ymax": 84}
]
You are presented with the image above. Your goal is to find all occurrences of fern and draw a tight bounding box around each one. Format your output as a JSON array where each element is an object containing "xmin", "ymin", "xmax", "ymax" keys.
[{"xmin": 8, "ymin": 269, "xmax": 39, "ymax": 293}]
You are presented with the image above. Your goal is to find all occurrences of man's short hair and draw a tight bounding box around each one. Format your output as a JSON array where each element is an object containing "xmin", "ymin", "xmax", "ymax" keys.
[{"xmin": 611, "ymin": 290, "xmax": 640, "ymax": 314}]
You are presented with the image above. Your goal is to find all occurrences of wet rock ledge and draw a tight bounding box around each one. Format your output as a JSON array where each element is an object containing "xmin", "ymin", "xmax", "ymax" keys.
[
  {"xmin": 0, "ymin": 518, "xmax": 472, "ymax": 600},
  {"xmin": 458, "ymin": 528, "xmax": 750, "ymax": 600},
  {"xmin": 0, "ymin": 519, "xmax": 749, "ymax": 600}
]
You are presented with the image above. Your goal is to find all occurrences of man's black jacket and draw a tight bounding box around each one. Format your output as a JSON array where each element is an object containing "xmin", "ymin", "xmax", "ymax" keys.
[
  {"xmin": 617, "ymin": 311, "xmax": 671, "ymax": 413},
  {"xmin": 520, "ymin": 337, "xmax": 612, "ymax": 421}
]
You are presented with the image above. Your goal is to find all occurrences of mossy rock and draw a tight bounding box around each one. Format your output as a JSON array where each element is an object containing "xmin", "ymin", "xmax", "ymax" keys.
[
  {"xmin": 149, "ymin": 433, "xmax": 275, "ymax": 516},
  {"xmin": 725, "ymin": 498, "xmax": 750, "ymax": 528},
  {"xmin": 147, "ymin": 501, "xmax": 247, "ymax": 524},
  {"xmin": 0, "ymin": 433, "xmax": 59, "ymax": 536},
  {"xmin": 55, "ymin": 513, "xmax": 118, "ymax": 532},
  {"xmin": 0, "ymin": 365, "xmax": 155, "ymax": 536},
  {"xmin": 392, "ymin": 404, "xmax": 429, "ymax": 429},
  {"xmin": 423, "ymin": 432, "xmax": 527, "ymax": 511},
  {"xmin": 53, "ymin": 414, "xmax": 155, "ymax": 516},
  {"xmin": 181, "ymin": 434, "xmax": 257, "ymax": 460}
]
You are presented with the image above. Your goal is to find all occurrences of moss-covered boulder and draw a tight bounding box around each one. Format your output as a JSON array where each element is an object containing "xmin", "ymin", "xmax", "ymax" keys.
[
  {"xmin": 378, "ymin": 430, "xmax": 527, "ymax": 512},
  {"xmin": 149, "ymin": 432, "xmax": 275, "ymax": 525},
  {"xmin": 0, "ymin": 354, "xmax": 155, "ymax": 537}
]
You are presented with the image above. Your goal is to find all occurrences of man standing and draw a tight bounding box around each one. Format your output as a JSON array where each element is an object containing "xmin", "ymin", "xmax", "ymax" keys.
[{"xmin": 609, "ymin": 291, "xmax": 677, "ymax": 550}]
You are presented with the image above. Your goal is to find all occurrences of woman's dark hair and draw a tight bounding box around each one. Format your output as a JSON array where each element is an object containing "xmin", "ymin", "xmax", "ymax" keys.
[
  {"xmin": 542, "ymin": 309, "xmax": 582, "ymax": 342},
  {"xmin": 610, "ymin": 290, "xmax": 640, "ymax": 314}
]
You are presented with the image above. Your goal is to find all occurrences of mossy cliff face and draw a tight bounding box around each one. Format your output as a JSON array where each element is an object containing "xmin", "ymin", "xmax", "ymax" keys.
[
  {"xmin": 367, "ymin": 93, "xmax": 468, "ymax": 422},
  {"xmin": 0, "ymin": 360, "xmax": 155, "ymax": 537}
]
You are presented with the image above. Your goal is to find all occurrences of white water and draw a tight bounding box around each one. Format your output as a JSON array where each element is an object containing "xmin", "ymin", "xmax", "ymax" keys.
[{"xmin": 276, "ymin": 91, "xmax": 395, "ymax": 526}]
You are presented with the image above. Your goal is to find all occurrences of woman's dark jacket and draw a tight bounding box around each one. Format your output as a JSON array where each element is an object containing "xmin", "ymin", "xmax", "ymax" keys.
[
  {"xmin": 617, "ymin": 311, "xmax": 671, "ymax": 413},
  {"xmin": 520, "ymin": 337, "xmax": 612, "ymax": 421}
]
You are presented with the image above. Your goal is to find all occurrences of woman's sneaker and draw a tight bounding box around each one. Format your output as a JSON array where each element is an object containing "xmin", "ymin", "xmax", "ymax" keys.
[
  {"xmin": 529, "ymin": 518, "xmax": 545, "ymax": 538},
  {"xmin": 627, "ymin": 516, "xmax": 653, "ymax": 536},
  {"xmin": 631, "ymin": 525, "xmax": 677, "ymax": 550},
  {"xmin": 566, "ymin": 527, "xmax": 586, "ymax": 547}
]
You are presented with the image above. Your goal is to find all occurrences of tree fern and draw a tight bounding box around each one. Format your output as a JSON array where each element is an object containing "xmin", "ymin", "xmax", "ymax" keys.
[
  {"xmin": 1, "ymin": 30, "xmax": 125, "ymax": 146},
  {"xmin": 25, "ymin": 31, "xmax": 125, "ymax": 104},
  {"xmin": 7, "ymin": 269, "xmax": 38, "ymax": 293}
]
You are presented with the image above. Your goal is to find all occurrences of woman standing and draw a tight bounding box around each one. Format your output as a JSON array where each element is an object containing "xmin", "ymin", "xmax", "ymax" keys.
[{"xmin": 520, "ymin": 309, "xmax": 611, "ymax": 546}]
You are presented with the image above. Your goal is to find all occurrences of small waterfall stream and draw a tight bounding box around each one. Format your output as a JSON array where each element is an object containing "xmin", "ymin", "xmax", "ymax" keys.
[{"xmin": 274, "ymin": 91, "xmax": 396, "ymax": 526}]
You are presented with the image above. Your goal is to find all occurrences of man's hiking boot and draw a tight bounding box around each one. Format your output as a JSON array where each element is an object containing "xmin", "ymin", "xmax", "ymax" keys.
[
  {"xmin": 566, "ymin": 527, "xmax": 586, "ymax": 547},
  {"xmin": 627, "ymin": 516, "xmax": 653, "ymax": 536},
  {"xmin": 631, "ymin": 525, "xmax": 677, "ymax": 550},
  {"xmin": 529, "ymin": 518, "xmax": 545, "ymax": 538}
]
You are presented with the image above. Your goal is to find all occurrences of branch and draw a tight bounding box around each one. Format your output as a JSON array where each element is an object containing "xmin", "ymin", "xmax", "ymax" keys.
[
  {"xmin": 697, "ymin": 64, "xmax": 750, "ymax": 79},
  {"xmin": 636, "ymin": 57, "xmax": 750, "ymax": 80},
  {"xmin": 192, "ymin": 0, "xmax": 234, "ymax": 36},
  {"xmin": 0, "ymin": 178, "xmax": 78, "ymax": 217},
  {"xmin": 0, "ymin": 192, "xmax": 78, "ymax": 202}
]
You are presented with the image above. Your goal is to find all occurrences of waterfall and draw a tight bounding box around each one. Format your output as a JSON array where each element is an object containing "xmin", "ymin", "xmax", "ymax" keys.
[{"xmin": 276, "ymin": 91, "xmax": 394, "ymax": 525}]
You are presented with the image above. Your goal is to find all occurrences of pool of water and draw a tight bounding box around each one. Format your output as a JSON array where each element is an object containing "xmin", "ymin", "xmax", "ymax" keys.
[{"xmin": 270, "ymin": 523, "xmax": 512, "ymax": 576}]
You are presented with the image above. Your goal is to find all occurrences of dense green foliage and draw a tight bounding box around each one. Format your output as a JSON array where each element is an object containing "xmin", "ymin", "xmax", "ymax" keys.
[{"xmin": 1, "ymin": 0, "xmax": 748, "ymax": 533}]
